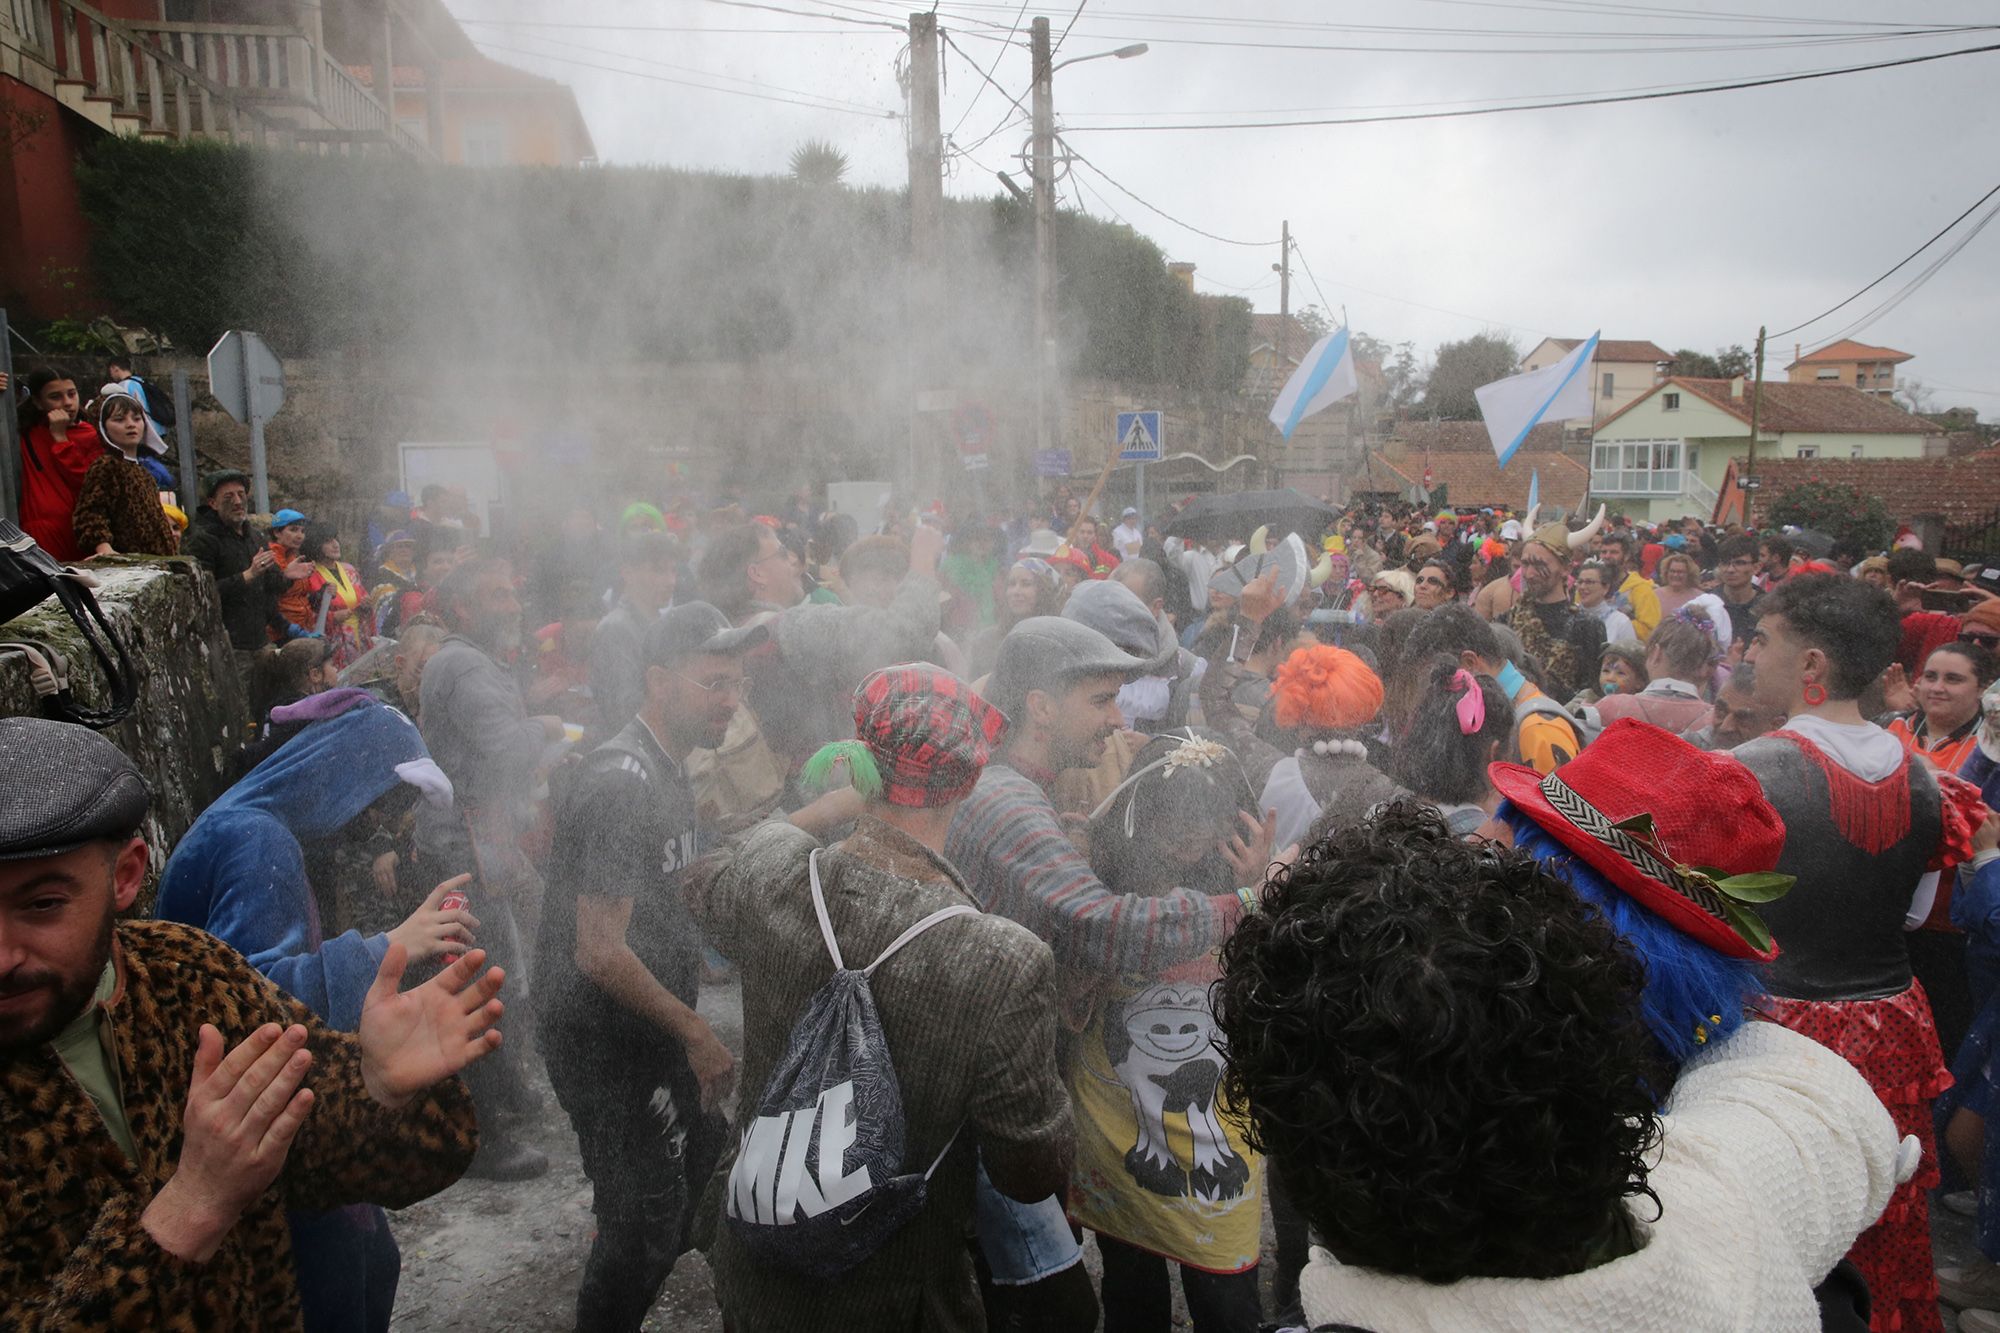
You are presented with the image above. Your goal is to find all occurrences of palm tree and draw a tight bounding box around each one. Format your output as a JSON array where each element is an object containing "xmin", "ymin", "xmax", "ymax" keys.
[{"xmin": 788, "ymin": 139, "xmax": 848, "ymax": 187}]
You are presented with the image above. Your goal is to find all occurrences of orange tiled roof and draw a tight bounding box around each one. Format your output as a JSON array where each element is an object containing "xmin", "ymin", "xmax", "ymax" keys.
[
  {"xmin": 1735, "ymin": 453, "xmax": 2000, "ymax": 527},
  {"xmin": 1365, "ymin": 448, "xmax": 1588, "ymax": 509},
  {"xmin": 1786, "ymin": 339, "xmax": 1913, "ymax": 369}
]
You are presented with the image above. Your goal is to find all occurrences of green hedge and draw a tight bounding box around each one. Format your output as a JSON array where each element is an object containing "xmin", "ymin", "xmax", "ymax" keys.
[{"xmin": 75, "ymin": 138, "xmax": 1246, "ymax": 391}]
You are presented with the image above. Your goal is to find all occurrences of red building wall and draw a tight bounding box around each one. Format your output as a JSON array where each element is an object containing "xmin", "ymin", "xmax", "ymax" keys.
[{"xmin": 0, "ymin": 81, "xmax": 100, "ymax": 318}]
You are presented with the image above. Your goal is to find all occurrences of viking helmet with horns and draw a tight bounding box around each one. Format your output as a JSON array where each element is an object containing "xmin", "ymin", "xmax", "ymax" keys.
[{"xmin": 1522, "ymin": 503, "xmax": 1608, "ymax": 562}]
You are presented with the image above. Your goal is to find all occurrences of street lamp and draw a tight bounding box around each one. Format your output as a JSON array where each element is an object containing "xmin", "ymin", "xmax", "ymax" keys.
[
  {"xmin": 1032, "ymin": 24, "xmax": 1147, "ymax": 462},
  {"xmin": 1054, "ymin": 42, "xmax": 1149, "ymax": 74}
]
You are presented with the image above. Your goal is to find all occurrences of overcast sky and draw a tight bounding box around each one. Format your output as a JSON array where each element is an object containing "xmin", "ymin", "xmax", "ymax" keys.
[{"xmin": 452, "ymin": 0, "xmax": 1999, "ymax": 417}]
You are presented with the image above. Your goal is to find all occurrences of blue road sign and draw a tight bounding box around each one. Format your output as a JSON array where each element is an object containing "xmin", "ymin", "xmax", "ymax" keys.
[{"xmin": 1116, "ymin": 410, "xmax": 1163, "ymax": 462}]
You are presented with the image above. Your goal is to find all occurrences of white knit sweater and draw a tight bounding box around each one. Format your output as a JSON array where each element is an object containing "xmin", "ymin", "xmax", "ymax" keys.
[{"xmin": 1299, "ymin": 1022, "xmax": 1904, "ymax": 1333}]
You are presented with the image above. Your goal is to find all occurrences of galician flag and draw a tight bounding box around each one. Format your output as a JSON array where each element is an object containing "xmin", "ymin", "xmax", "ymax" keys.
[
  {"xmin": 1269, "ymin": 327, "xmax": 1358, "ymax": 440},
  {"xmin": 1474, "ymin": 331, "xmax": 1599, "ymax": 467},
  {"xmin": 1527, "ymin": 467, "xmax": 1540, "ymax": 512}
]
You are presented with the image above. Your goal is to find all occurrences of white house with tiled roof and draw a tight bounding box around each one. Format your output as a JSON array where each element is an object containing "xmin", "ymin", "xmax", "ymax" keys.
[
  {"xmin": 1521, "ymin": 336, "xmax": 1673, "ymax": 424},
  {"xmin": 1589, "ymin": 376, "xmax": 1943, "ymax": 522}
]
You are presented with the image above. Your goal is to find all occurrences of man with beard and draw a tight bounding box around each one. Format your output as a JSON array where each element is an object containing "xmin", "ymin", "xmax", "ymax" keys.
[
  {"xmin": 1507, "ymin": 513, "xmax": 1610, "ymax": 704},
  {"xmin": 1591, "ymin": 530, "xmax": 1662, "ymax": 642},
  {"xmin": 180, "ymin": 469, "xmax": 306, "ymax": 707},
  {"xmin": 537, "ymin": 604, "xmax": 761, "ymax": 1331},
  {"xmin": 0, "ymin": 717, "xmax": 504, "ymax": 1327},
  {"xmin": 945, "ymin": 617, "xmax": 1260, "ymax": 1331},
  {"xmin": 413, "ymin": 555, "xmax": 564, "ymax": 1179}
]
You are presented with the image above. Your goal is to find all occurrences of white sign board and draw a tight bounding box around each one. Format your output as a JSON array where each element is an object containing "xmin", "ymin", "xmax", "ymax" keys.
[{"xmin": 398, "ymin": 442, "xmax": 505, "ymax": 534}]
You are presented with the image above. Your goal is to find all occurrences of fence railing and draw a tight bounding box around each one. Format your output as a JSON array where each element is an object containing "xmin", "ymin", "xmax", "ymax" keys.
[
  {"xmin": 1941, "ymin": 505, "xmax": 2000, "ymax": 561},
  {"xmin": 1, "ymin": 0, "xmax": 429, "ymax": 157}
]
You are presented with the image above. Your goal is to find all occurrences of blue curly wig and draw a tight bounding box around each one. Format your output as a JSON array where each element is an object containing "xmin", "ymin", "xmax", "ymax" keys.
[{"xmin": 1501, "ymin": 803, "xmax": 1766, "ymax": 1074}]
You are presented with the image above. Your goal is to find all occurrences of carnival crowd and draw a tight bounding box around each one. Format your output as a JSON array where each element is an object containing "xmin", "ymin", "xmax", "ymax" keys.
[{"xmin": 8, "ymin": 359, "xmax": 2000, "ymax": 1332}]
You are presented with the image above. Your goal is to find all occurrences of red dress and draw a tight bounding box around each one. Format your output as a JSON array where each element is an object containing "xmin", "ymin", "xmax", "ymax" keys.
[{"xmin": 18, "ymin": 420, "xmax": 101, "ymax": 562}]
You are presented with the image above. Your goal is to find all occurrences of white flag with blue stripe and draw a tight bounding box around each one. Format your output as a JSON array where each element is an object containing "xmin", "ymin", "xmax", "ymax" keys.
[
  {"xmin": 1269, "ymin": 327, "xmax": 1358, "ymax": 440},
  {"xmin": 1475, "ymin": 331, "xmax": 1598, "ymax": 467},
  {"xmin": 1527, "ymin": 468, "xmax": 1540, "ymax": 512}
]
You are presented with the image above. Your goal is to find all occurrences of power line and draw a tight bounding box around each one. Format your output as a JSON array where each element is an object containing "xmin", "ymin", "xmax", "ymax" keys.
[
  {"xmin": 945, "ymin": 2, "xmax": 1028, "ymax": 141},
  {"xmin": 491, "ymin": 29, "xmax": 903, "ymax": 115},
  {"xmin": 472, "ymin": 40, "xmax": 901, "ymax": 116},
  {"xmin": 1282, "ymin": 239, "xmax": 1558, "ymax": 337},
  {"xmin": 1065, "ymin": 149, "xmax": 1279, "ymax": 247},
  {"xmin": 457, "ymin": 18, "xmax": 890, "ymax": 35},
  {"xmin": 1053, "ymin": 0, "xmax": 1089, "ymax": 56},
  {"xmin": 940, "ymin": 30, "xmax": 1030, "ymax": 124},
  {"xmin": 1794, "ymin": 196, "xmax": 2000, "ymax": 352},
  {"xmin": 1289, "ymin": 239, "xmax": 1334, "ymax": 316},
  {"xmin": 1772, "ymin": 178, "xmax": 2000, "ymax": 337},
  {"xmin": 1061, "ymin": 40, "xmax": 2000, "ymax": 132}
]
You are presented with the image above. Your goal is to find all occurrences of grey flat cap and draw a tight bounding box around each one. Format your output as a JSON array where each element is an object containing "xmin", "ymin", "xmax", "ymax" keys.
[
  {"xmin": 1061, "ymin": 580, "xmax": 1176, "ymax": 675},
  {"xmin": 0, "ymin": 717, "xmax": 149, "ymax": 860},
  {"xmin": 645, "ymin": 601, "xmax": 770, "ymax": 666},
  {"xmin": 990, "ymin": 616, "xmax": 1155, "ymax": 714}
]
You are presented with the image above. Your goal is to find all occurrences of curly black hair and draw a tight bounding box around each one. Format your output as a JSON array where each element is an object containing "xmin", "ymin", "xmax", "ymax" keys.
[{"xmin": 1213, "ymin": 800, "xmax": 1666, "ymax": 1283}]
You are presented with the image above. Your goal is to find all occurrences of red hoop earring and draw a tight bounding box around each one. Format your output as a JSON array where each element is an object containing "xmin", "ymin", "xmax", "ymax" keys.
[{"xmin": 1802, "ymin": 681, "xmax": 1828, "ymax": 707}]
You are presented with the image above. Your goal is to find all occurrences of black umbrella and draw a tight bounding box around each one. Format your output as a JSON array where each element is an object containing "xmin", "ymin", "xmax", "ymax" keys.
[{"xmin": 1162, "ymin": 488, "xmax": 1339, "ymax": 543}]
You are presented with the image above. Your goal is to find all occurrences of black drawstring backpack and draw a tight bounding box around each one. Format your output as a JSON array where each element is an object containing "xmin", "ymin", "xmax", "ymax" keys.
[
  {"xmin": 0, "ymin": 520, "xmax": 137, "ymax": 729},
  {"xmin": 724, "ymin": 847, "xmax": 970, "ymax": 1280}
]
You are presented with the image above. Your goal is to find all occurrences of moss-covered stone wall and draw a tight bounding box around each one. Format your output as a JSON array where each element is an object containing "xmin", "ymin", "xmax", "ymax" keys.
[{"xmin": 0, "ymin": 557, "xmax": 246, "ymax": 884}]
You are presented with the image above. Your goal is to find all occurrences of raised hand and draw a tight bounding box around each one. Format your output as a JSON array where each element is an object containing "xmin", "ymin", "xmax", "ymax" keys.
[
  {"xmin": 142, "ymin": 1023, "xmax": 317, "ymax": 1262},
  {"xmin": 358, "ymin": 944, "xmax": 505, "ymax": 1110},
  {"xmin": 1237, "ymin": 568, "xmax": 1284, "ymax": 625},
  {"xmin": 386, "ymin": 875, "xmax": 478, "ymax": 963},
  {"xmin": 1223, "ymin": 808, "xmax": 1278, "ymax": 885}
]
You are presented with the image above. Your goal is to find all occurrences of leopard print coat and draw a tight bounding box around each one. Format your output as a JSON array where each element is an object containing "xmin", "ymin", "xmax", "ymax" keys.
[{"xmin": 0, "ymin": 919, "xmax": 479, "ymax": 1330}]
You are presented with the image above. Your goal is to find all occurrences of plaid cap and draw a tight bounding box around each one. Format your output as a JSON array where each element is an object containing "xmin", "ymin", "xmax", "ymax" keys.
[{"xmin": 852, "ymin": 664, "xmax": 1009, "ymax": 808}]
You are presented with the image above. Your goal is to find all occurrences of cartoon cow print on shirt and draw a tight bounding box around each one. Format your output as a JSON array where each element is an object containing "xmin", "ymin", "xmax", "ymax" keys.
[{"xmin": 1101, "ymin": 981, "xmax": 1251, "ymax": 1202}]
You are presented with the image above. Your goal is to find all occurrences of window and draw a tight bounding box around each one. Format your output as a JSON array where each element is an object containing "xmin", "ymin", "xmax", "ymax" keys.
[
  {"xmin": 461, "ymin": 121, "xmax": 509, "ymax": 166},
  {"xmin": 1591, "ymin": 438, "xmax": 1686, "ymax": 495},
  {"xmin": 1851, "ymin": 444, "xmax": 1865, "ymax": 459},
  {"xmin": 1815, "ymin": 368, "xmax": 1840, "ymax": 381},
  {"xmin": 1856, "ymin": 372, "xmax": 1867, "ymax": 388},
  {"xmin": 1662, "ymin": 392, "xmax": 1681, "ymax": 411},
  {"xmin": 1601, "ymin": 372, "xmax": 1615, "ymax": 399},
  {"xmin": 1795, "ymin": 445, "xmax": 1819, "ymax": 459}
]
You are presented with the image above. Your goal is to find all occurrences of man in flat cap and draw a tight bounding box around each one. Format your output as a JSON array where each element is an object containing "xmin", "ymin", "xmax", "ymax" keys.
[
  {"xmin": 0, "ymin": 717, "xmax": 505, "ymax": 1329},
  {"xmin": 689, "ymin": 664, "xmax": 1071, "ymax": 1333},
  {"xmin": 945, "ymin": 617, "xmax": 1265, "ymax": 1329}
]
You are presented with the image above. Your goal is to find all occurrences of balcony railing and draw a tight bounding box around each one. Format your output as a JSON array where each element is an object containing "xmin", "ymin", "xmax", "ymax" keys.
[{"xmin": 0, "ymin": 0, "xmax": 429, "ymax": 157}]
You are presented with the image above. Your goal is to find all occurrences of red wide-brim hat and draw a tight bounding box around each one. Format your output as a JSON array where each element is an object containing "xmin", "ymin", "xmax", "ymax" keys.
[{"xmin": 1490, "ymin": 718, "xmax": 1788, "ymax": 962}]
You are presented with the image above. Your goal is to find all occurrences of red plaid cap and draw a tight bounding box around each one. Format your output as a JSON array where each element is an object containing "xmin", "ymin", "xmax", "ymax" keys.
[{"xmin": 852, "ymin": 664, "xmax": 1009, "ymax": 808}]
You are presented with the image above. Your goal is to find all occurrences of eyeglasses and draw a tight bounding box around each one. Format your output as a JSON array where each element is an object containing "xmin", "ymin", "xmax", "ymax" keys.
[
  {"xmin": 1415, "ymin": 575, "xmax": 1450, "ymax": 589},
  {"xmin": 676, "ymin": 672, "xmax": 752, "ymax": 700}
]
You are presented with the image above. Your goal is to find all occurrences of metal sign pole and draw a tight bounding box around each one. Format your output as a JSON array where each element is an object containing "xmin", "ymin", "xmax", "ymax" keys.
[
  {"xmin": 171, "ymin": 368, "xmax": 196, "ymax": 503},
  {"xmin": 241, "ymin": 333, "xmax": 269, "ymax": 513},
  {"xmin": 0, "ymin": 308, "xmax": 17, "ymax": 525},
  {"xmin": 1136, "ymin": 460, "xmax": 1145, "ymax": 527}
]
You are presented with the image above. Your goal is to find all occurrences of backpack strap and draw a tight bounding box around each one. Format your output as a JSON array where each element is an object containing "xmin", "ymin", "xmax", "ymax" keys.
[{"xmin": 806, "ymin": 848, "xmax": 979, "ymax": 975}]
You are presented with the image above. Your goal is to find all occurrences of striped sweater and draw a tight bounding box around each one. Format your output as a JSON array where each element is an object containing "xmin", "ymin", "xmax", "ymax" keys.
[{"xmin": 946, "ymin": 761, "xmax": 1241, "ymax": 975}]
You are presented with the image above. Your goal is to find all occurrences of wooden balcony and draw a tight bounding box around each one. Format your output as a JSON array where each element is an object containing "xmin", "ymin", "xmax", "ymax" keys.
[{"xmin": 0, "ymin": 0, "xmax": 431, "ymax": 158}]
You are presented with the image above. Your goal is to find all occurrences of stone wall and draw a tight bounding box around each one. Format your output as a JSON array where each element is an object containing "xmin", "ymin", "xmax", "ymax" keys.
[{"xmin": 0, "ymin": 556, "xmax": 246, "ymax": 885}]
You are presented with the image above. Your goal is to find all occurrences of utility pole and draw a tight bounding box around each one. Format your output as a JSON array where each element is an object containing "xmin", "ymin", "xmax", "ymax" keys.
[
  {"xmin": 1277, "ymin": 220, "xmax": 1291, "ymax": 364},
  {"xmin": 907, "ymin": 11, "xmax": 944, "ymax": 491},
  {"xmin": 1031, "ymin": 15, "xmax": 1056, "ymax": 459},
  {"xmin": 1745, "ymin": 325, "xmax": 1766, "ymax": 521}
]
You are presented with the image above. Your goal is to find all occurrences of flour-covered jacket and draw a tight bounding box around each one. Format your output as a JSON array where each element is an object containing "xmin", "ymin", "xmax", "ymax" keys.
[
  {"xmin": 689, "ymin": 818, "xmax": 1071, "ymax": 1332},
  {"xmin": 156, "ymin": 694, "xmax": 434, "ymax": 1029},
  {"xmin": 1300, "ymin": 1022, "xmax": 1903, "ymax": 1333}
]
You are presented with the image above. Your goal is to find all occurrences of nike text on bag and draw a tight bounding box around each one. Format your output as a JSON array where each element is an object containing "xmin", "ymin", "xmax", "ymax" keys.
[{"xmin": 724, "ymin": 848, "xmax": 969, "ymax": 1279}]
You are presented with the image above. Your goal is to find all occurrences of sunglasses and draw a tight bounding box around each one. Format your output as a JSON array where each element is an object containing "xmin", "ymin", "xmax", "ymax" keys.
[
  {"xmin": 676, "ymin": 672, "xmax": 752, "ymax": 700},
  {"xmin": 1965, "ymin": 632, "xmax": 2000, "ymax": 650}
]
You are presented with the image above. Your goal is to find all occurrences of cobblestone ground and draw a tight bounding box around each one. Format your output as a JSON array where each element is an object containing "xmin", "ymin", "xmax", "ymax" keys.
[{"xmin": 389, "ymin": 975, "xmax": 1975, "ymax": 1330}]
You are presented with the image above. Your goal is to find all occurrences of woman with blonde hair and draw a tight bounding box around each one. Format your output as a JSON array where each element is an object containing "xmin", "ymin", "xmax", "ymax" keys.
[{"xmin": 1655, "ymin": 550, "xmax": 1704, "ymax": 620}]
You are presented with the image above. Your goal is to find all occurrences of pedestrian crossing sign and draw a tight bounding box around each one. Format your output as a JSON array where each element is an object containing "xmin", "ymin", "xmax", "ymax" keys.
[{"xmin": 1117, "ymin": 411, "xmax": 1163, "ymax": 462}]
